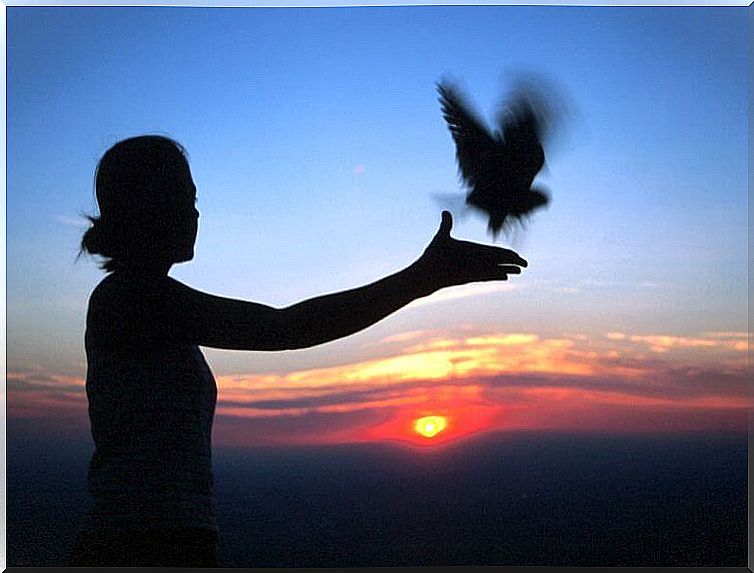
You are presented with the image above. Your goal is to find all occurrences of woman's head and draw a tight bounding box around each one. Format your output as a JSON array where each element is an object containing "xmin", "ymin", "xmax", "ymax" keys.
[{"xmin": 81, "ymin": 135, "xmax": 199, "ymax": 272}]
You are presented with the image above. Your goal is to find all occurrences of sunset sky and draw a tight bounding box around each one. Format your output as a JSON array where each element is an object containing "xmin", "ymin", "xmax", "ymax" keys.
[{"xmin": 6, "ymin": 5, "xmax": 750, "ymax": 449}]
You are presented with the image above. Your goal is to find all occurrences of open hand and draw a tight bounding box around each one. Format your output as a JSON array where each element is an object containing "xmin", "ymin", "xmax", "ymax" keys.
[{"xmin": 417, "ymin": 211, "xmax": 528, "ymax": 290}]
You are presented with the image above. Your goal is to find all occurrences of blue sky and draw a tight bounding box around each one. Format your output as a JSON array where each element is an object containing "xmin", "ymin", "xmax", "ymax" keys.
[{"xmin": 6, "ymin": 6, "xmax": 748, "ymax": 381}]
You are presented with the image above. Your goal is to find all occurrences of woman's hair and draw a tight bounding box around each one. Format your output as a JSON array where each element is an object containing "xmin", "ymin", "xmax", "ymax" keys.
[{"xmin": 81, "ymin": 135, "xmax": 190, "ymax": 272}]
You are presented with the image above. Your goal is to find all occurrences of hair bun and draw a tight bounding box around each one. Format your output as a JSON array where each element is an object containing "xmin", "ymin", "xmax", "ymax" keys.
[{"xmin": 81, "ymin": 217, "xmax": 106, "ymax": 256}]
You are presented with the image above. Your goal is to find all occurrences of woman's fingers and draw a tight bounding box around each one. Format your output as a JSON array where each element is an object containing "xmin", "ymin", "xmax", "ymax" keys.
[
  {"xmin": 463, "ymin": 241, "xmax": 527, "ymax": 267},
  {"xmin": 509, "ymin": 254, "xmax": 528, "ymax": 267},
  {"xmin": 495, "ymin": 249, "xmax": 527, "ymax": 267},
  {"xmin": 478, "ymin": 250, "xmax": 528, "ymax": 269},
  {"xmin": 439, "ymin": 211, "xmax": 453, "ymax": 237},
  {"xmin": 497, "ymin": 265, "xmax": 522, "ymax": 274}
]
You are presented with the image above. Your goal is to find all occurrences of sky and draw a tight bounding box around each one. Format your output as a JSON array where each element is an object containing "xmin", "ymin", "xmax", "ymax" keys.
[{"xmin": 6, "ymin": 5, "xmax": 750, "ymax": 449}]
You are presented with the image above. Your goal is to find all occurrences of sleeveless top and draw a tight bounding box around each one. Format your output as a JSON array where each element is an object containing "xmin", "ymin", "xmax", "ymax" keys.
[{"xmin": 83, "ymin": 272, "xmax": 218, "ymax": 532}]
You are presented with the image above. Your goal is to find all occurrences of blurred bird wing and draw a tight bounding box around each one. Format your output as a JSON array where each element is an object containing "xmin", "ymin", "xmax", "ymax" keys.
[
  {"xmin": 438, "ymin": 83, "xmax": 500, "ymax": 187},
  {"xmin": 497, "ymin": 96, "xmax": 546, "ymax": 186},
  {"xmin": 498, "ymin": 97, "xmax": 542, "ymax": 147},
  {"xmin": 526, "ymin": 185, "xmax": 550, "ymax": 209}
]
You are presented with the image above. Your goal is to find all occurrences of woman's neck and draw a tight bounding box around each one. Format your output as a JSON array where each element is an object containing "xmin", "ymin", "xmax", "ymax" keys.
[{"xmin": 113, "ymin": 260, "xmax": 173, "ymax": 277}]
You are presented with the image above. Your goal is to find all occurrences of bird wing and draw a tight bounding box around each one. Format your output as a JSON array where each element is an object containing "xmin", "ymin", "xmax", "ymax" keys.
[
  {"xmin": 437, "ymin": 83, "xmax": 500, "ymax": 188},
  {"xmin": 496, "ymin": 80, "xmax": 553, "ymax": 142},
  {"xmin": 498, "ymin": 97, "xmax": 541, "ymax": 149},
  {"xmin": 497, "ymin": 96, "xmax": 545, "ymax": 186}
]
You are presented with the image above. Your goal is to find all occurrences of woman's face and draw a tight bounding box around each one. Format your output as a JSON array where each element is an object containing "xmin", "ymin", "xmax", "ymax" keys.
[
  {"xmin": 146, "ymin": 159, "xmax": 200, "ymax": 267},
  {"xmin": 170, "ymin": 163, "xmax": 200, "ymax": 264}
]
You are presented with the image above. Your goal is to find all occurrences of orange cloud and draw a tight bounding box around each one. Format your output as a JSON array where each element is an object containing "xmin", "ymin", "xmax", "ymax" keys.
[
  {"xmin": 208, "ymin": 329, "xmax": 750, "ymax": 446},
  {"xmin": 7, "ymin": 370, "xmax": 87, "ymax": 428},
  {"xmin": 8, "ymin": 329, "xmax": 751, "ymax": 448},
  {"xmin": 376, "ymin": 330, "xmax": 431, "ymax": 345}
]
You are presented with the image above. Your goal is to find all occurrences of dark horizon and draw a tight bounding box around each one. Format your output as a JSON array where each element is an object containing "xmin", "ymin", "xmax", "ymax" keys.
[{"xmin": 8, "ymin": 428, "xmax": 747, "ymax": 567}]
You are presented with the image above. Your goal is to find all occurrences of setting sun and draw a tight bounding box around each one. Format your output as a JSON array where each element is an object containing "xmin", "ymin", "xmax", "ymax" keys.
[{"xmin": 414, "ymin": 415, "xmax": 448, "ymax": 439}]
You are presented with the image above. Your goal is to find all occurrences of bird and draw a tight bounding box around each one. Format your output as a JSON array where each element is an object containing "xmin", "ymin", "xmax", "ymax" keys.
[{"xmin": 437, "ymin": 80, "xmax": 551, "ymax": 239}]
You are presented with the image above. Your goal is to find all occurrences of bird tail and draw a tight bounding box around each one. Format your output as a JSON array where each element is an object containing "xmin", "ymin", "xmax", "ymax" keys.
[
  {"xmin": 518, "ymin": 186, "xmax": 550, "ymax": 215},
  {"xmin": 487, "ymin": 213, "xmax": 508, "ymax": 240}
]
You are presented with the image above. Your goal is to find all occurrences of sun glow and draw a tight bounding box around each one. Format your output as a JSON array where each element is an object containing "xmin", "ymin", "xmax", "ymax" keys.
[{"xmin": 414, "ymin": 415, "xmax": 448, "ymax": 439}]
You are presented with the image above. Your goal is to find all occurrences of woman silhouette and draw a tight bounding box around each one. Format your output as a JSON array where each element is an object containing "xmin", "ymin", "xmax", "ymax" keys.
[{"xmin": 68, "ymin": 135, "xmax": 527, "ymax": 566}]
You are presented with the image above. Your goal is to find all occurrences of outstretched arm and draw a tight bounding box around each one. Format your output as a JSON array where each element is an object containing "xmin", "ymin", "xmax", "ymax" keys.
[{"xmin": 170, "ymin": 211, "xmax": 527, "ymax": 351}]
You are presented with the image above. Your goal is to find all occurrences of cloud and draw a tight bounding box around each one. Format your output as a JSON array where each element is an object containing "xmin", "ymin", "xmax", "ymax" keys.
[
  {"xmin": 209, "ymin": 327, "xmax": 750, "ymax": 444},
  {"xmin": 7, "ymin": 370, "xmax": 84, "ymax": 391},
  {"xmin": 376, "ymin": 330, "xmax": 431, "ymax": 345},
  {"xmin": 407, "ymin": 283, "xmax": 521, "ymax": 309},
  {"xmin": 214, "ymin": 407, "xmax": 387, "ymax": 448},
  {"xmin": 702, "ymin": 331, "xmax": 750, "ymax": 339},
  {"xmin": 211, "ymin": 327, "xmax": 751, "ymax": 406},
  {"xmin": 628, "ymin": 334, "xmax": 749, "ymax": 353},
  {"xmin": 578, "ymin": 279, "xmax": 668, "ymax": 290},
  {"xmin": 465, "ymin": 333, "xmax": 539, "ymax": 346},
  {"xmin": 7, "ymin": 369, "xmax": 86, "ymax": 420},
  {"xmin": 9, "ymin": 328, "xmax": 750, "ymax": 447},
  {"xmin": 54, "ymin": 214, "xmax": 90, "ymax": 228}
]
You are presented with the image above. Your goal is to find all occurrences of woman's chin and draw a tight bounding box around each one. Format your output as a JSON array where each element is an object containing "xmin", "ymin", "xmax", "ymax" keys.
[{"xmin": 174, "ymin": 249, "xmax": 195, "ymax": 264}]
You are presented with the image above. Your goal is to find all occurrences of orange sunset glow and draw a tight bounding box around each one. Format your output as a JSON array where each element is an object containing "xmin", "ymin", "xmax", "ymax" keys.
[
  {"xmin": 210, "ymin": 329, "xmax": 751, "ymax": 446},
  {"xmin": 7, "ymin": 329, "xmax": 750, "ymax": 448}
]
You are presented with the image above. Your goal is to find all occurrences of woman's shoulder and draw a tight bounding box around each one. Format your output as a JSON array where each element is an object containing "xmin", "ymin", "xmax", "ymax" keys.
[
  {"xmin": 87, "ymin": 274, "xmax": 131, "ymax": 314},
  {"xmin": 87, "ymin": 274, "xmax": 119, "ymax": 312},
  {"xmin": 86, "ymin": 273, "xmax": 193, "ymax": 348},
  {"xmin": 87, "ymin": 272, "xmax": 183, "ymax": 323},
  {"xmin": 90, "ymin": 272, "xmax": 177, "ymax": 302}
]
